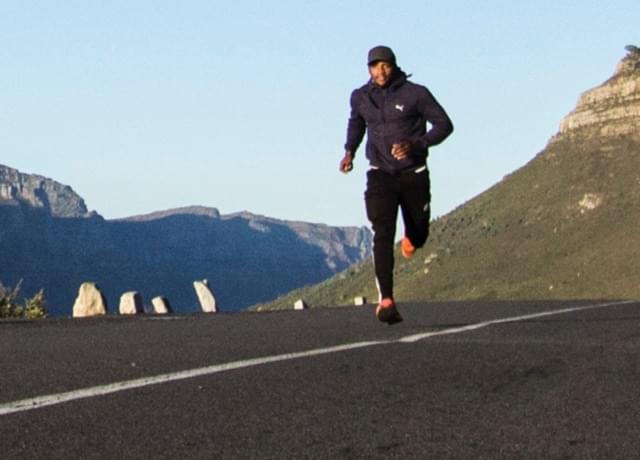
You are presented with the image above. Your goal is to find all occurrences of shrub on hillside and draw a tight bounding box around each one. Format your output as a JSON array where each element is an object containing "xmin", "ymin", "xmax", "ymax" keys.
[{"xmin": 0, "ymin": 281, "xmax": 47, "ymax": 319}]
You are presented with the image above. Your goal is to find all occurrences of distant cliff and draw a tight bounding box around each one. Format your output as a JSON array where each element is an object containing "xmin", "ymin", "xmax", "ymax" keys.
[
  {"xmin": 555, "ymin": 47, "xmax": 640, "ymax": 141},
  {"xmin": 0, "ymin": 164, "xmax": 96, "ymax": 218},
  {"xmin": 0, "ymin": 168, "xmax": 372, "ymax": 316}
]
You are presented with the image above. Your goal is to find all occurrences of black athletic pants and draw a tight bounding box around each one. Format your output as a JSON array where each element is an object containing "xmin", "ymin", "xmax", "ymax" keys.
[{"xmin": 365, "ymin": 167, "xmax": 431, "ymax": 300}]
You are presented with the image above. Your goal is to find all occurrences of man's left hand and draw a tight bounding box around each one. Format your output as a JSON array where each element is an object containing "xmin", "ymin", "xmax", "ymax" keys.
[{"xmin": 391, "ymin": 141, "xmax": 412, "ymax": 160}]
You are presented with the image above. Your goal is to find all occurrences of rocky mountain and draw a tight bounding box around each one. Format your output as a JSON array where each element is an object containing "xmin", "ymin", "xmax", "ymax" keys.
[
  {"xmin": 256, "ymin": 47, "xmax": 640, "ymax": 310},
  {"xmin": 0, "ymin": 168, "xmax": 371, "ymax": 316},
  {"xmin": 0, "ymin": 164, "xmax": 95, "ymax": 218},
  {"xmin": 556, "ymin": 47, "xmax": 640, "ymax": 140}
]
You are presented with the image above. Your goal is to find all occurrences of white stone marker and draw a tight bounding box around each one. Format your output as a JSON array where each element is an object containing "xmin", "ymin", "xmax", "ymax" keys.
[
  {"xmin": 354, "ymin": 296, "xmax": 367, "ymax": 306},
  {"xmin": 294, "ymin": 299, "xmax": 308, "ymax": 311},
  {"xmin": 72, "ymin": 282, "xmax": 108, "ymax": 318},
  {"xmin": 193, "ymin": 279, "xmax": 217, "ymax": 313},
  {"xmin": 119, "ymin": 292, "xmax": 143, "ymax": 315},
  {"xmin": 151, "ymin": 296, "xmax": 172, "ymax": 314}
]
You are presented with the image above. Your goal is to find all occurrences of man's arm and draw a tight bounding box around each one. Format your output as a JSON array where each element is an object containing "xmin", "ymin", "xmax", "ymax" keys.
[
  {"xmin": 414, "ymin": 87, "xmax": 454, "ymax": 151},
  {"xmin": 340, "ymin": 90, "xmax": 366, "ymax": 173}
]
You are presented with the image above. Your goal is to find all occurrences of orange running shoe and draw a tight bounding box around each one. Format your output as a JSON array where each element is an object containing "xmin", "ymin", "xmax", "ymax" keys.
[
  {"xmin": 376, "ymin": 298, "xmax": 403, "ymax": 324},
  {"xmin": 400, "ymin": 236, "xmax": 416, "ymax": 259}
]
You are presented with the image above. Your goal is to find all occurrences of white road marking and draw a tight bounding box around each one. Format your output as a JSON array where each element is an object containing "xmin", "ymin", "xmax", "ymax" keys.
[
  {"xmin": 0, "ymin": 341, "xmax": 385, "ymax": 417},
  {"xmin": 0, "ymin": 300, "xmax": 635, "ymax": 417},
  {"xmin": 399, "ymin": 300, "xmax": 637, "ymax": 343}
]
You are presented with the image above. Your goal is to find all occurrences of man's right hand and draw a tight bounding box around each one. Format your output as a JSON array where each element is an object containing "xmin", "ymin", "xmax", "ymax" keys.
[{"xmin": 339, "ymin": 151, "xmax": 354, "ymax": 174}]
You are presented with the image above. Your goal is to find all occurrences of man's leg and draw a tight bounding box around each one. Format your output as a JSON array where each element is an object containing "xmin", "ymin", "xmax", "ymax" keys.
[
  {"xmin": 365, "ymin": 169, "xmax": 398, "ymax": 300},
  {"xmin": 399, "ymin": 168, "xmax": 431, "ymax": 249}
]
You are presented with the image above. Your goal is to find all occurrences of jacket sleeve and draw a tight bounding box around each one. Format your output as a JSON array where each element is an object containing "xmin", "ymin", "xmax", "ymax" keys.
[
  {"xmin": 414, "ymin": 87, "xmax": 453, "ymax": 152},
  {"xmin": 344, "ymin": 89, "xmax": 366, "ymax": 156}
]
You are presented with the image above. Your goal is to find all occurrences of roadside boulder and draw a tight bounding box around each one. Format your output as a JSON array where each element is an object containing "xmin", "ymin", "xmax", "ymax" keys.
[
  {"xmin": 294, "ymin": 299, "xmax": 308, "ymax": 311},
  {"xmin": 151, "ymin": 296, "xmax": 172, "ymax": 314},
  {"xmin": 72, "ymin": 282, "xmax": 108, "ymax": 318},
  {"xmin": 354, "ymin": 296, "xmax": 367, "ymax": 306},
  {"xmin": 193, "ymin": 280, "xmax": 217, "ymax": 313},
  {"xmin": 119, "ymin": 292, "xmax": 143, "ymax": 315}
]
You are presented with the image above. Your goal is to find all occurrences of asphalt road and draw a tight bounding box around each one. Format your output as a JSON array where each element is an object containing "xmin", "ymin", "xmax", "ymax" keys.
[{"xmin": 1, "ymin": 299, "xmax": 639, "ymax": 459}]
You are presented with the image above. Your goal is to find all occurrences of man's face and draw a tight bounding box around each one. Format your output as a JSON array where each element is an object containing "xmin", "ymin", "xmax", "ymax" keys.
[{"xmin": 368, "ymin": 60, "xmax": 395, "ymax": 87}]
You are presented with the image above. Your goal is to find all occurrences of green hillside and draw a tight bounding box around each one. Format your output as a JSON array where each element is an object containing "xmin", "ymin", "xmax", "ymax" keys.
[{"xmin": 254, "ymin": 49, "xmax": 640, "ymax": 311}]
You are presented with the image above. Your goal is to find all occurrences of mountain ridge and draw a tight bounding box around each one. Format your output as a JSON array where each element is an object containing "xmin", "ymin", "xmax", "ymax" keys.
[
  {"xmin": 0, "ymin": 163, "xmax": 96, "ymax": 219},
  {"xmin": 0, "ymin": 167, "xmax": 372, "ymax": 316}
]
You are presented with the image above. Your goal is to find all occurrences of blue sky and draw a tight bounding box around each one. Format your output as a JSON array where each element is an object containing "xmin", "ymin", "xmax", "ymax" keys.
[{"xmin": 1, "ymin": 1, "xmax": 638, "ymax": 227}]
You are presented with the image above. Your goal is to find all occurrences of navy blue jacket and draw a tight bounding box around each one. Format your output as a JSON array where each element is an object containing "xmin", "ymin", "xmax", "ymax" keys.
[{"xmin": 344, "ymin": 70, "xmax": 453, "ymax": 174}]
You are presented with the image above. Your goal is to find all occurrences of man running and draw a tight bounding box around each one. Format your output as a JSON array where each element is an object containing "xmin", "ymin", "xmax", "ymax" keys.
[{"xmin": 339, "ymin": 45, "xmax": 453, "ymax": 324}]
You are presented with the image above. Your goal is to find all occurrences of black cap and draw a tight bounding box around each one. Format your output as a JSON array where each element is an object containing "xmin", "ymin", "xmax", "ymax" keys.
[{"xmin": 367, "ymin": 46, "xmax": 396, "ymax": 66}]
